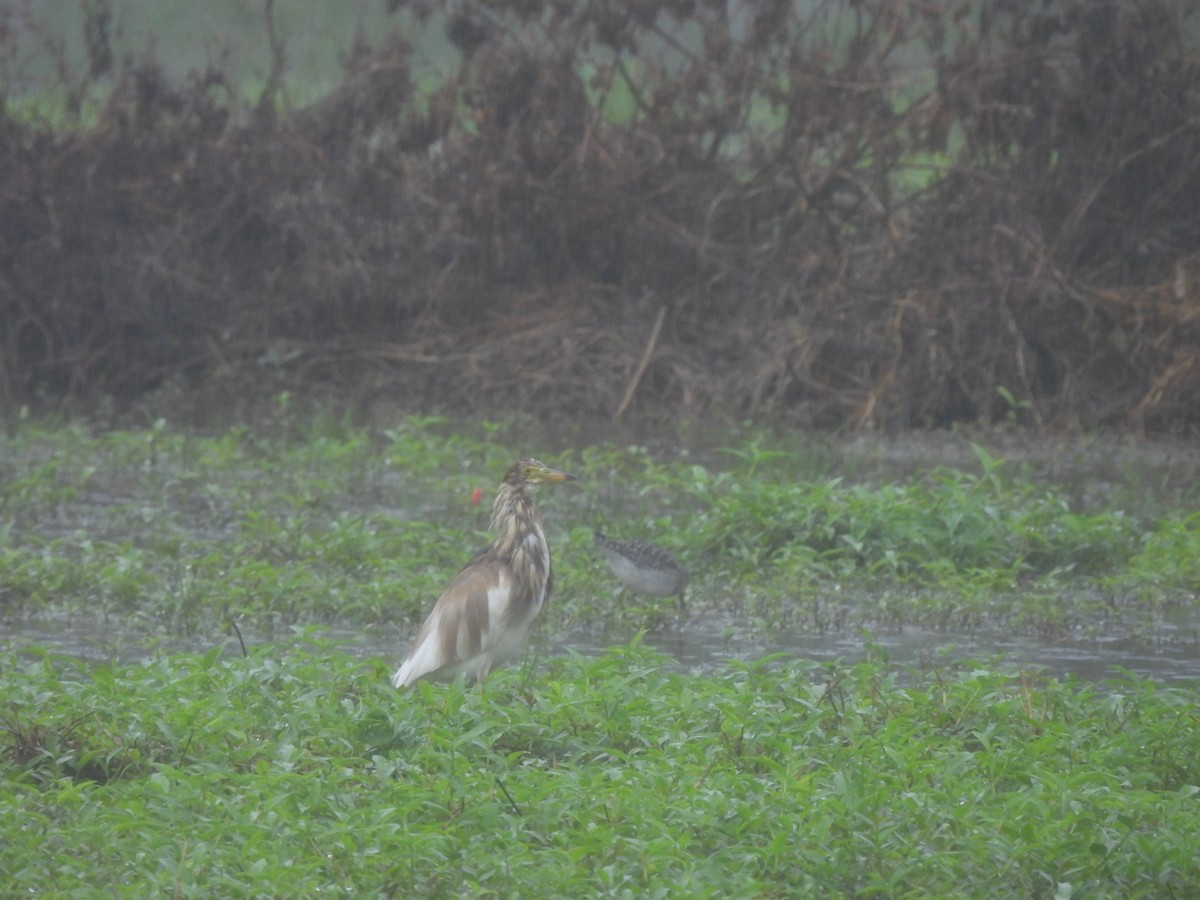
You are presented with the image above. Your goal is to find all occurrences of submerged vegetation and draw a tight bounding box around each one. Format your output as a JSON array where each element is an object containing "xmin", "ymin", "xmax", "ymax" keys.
[
  {"xmin": 2, "ymin": 415, "xmax": 1199, "ymax": 894},
  {"xmin": 1, "ymin": 416, "xmax": 1197, "ymax": 642}
]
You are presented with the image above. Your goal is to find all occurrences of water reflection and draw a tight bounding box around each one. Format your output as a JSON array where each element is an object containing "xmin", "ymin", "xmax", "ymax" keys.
[
  {"xmin": 5, "ymin": 617, "xmax": 1199, "ymax": 684},
  {"xmin": 627, "ymin": 626, "xmax": 1200, "ymax": 684}
]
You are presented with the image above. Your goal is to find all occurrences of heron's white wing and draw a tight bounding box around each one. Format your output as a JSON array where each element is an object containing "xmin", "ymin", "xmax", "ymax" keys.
[{"xmin": 391, "ymin": 559, "xmax": 523, "ymax": 688}]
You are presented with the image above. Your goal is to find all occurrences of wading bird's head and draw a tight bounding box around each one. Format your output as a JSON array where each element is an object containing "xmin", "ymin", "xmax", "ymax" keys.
[{"xmin": 504, "ymin": 458, "xmax": 576, "ymax": 489}]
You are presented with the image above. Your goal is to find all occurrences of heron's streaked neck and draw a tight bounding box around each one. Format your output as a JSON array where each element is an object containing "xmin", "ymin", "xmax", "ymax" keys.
[{"xmin": 490, "ymin": 482, "xmax": 541, "ymax": 554}]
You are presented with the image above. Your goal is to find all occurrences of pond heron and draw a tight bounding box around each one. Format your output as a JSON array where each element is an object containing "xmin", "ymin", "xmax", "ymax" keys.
[{"xmin": 391, "ymin": 458, "xmax": 575, "ymax": 688}]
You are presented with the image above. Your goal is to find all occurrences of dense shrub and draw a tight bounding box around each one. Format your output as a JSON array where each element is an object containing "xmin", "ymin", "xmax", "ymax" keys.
[{"xmin": 1, "ymin": 1, "xmax": 1197, "ymax": 430}]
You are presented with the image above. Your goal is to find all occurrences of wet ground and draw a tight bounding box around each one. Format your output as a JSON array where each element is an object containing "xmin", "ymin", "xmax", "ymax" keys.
[
  {"xmin": 625, "ymin": 621, "xmax": 1200, "ymax": 684},
  {"xmin": 7, "ymin": 611, "xmax": 1200, "ymax": 684},
  {"xmin": 3, "ymin": 428, "xmax": 1198, "ymax": 684}
]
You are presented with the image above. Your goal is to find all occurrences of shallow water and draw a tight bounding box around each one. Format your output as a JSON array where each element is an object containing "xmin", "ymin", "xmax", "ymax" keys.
[
  {"xmin": 4, "ymin": 429, "xmax": 1198, "ymax": 684},
  {"xmin": 6, "ymin": 613, "xmax": 1199, "ymax": 685},
  {"xmin": 627, "ymin": 623, "xmax": 1200, "ymax": 684}
]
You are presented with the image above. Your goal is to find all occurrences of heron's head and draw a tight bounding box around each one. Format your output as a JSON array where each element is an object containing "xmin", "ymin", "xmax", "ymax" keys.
[{"xmin": 506, "ymin": 458, "xmax": 576, "ymax": 488}]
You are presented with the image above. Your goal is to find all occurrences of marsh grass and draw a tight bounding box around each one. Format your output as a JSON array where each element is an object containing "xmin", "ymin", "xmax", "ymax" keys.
[
  {"xmin": 1, "ymin": 640, "xmax": 1197, "ymax": 896},
  {"xmin": 1, "ymin": 417, "xmax": 1198, "ymax": 642},
  {"xmin": 3, "ymin": 417, "xmax": 1199, "ymax": 894}
]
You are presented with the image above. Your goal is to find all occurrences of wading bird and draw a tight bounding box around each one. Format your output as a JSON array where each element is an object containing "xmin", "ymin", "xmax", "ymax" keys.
[
  {"xmin": 594, "ymin": 532, "xmax": 688, "ymax": 611},
  {"xmin": 391, "ymin": 458, "xmax": 575, "ymax": 688}
]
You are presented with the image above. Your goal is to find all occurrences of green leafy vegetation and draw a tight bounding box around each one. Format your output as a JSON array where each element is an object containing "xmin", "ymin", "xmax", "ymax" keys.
[
  {"xmin": 1, "ymin": 417, "xmax": 1197, "ymax": 642},
  {"xmin": 1, "ymin": 642, "xmax": 1197, "ymax": 896},
  {"xmin": 1, "ymin": 416, "xmax": 1198, "ymax": 894}
]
